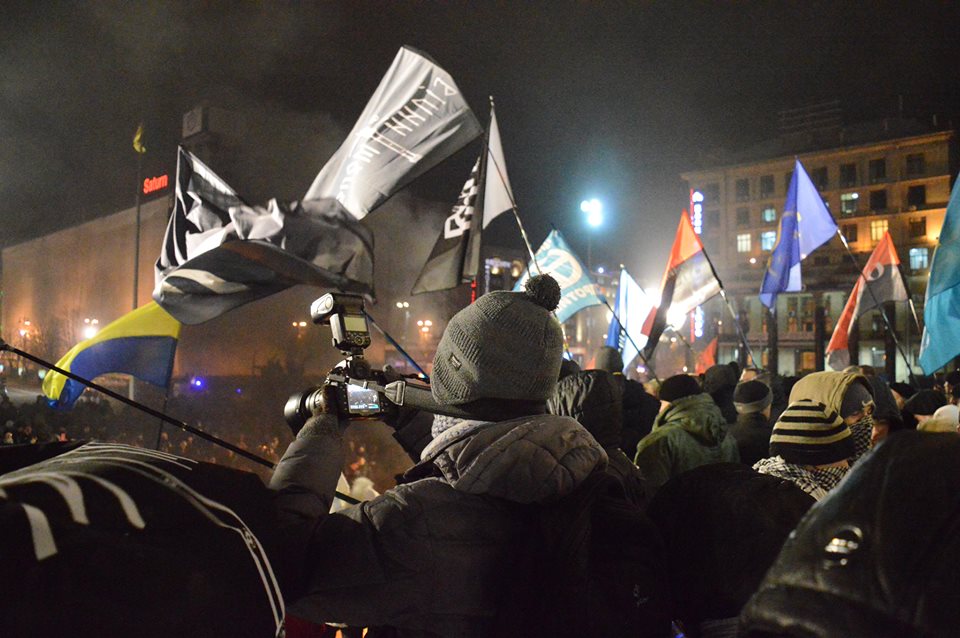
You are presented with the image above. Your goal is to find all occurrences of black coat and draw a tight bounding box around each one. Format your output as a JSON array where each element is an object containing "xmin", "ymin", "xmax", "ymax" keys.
[
  {"xmin": 728, "ymin": 411, "xmax": 773, "ymax": 467},
  {"xmin": 618, "ymin": 377, "xmax": 661, "ymax": 458}
]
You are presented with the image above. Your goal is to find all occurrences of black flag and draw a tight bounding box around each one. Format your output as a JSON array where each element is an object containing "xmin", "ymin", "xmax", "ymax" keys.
[{"xmin": 411, "ymin": 157, "xmax": 481, "ymax": 294}]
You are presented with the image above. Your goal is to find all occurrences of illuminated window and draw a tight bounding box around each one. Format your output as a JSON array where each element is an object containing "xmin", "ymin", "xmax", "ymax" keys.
[
  {"xmin": 761, "ymin": 231, "xmax": 777, "ymax": 251},
  {"xmin": 760, "ymin": 175, "xmax": 775, "ymax": 197},
  {"xmin": 840, "ymin": 163, "xmax": 857, "ymax": 187},
  {"xmin": 735, "ymin": 179, "xmax": 750, "ymax": 201},
  {"xmin": 909, "ymin": 247, "xmax": 929, "ymax": 270},
  {"xmin": 870, "ymin": 219, "xmax": 888, "ymax": 241},
  {"xmin": 906, "ymin": 153, "xmax": 925, "ymax": 176},
  {"xmin": 762, "ymin": 206, "xmax": 776, "ymax": 223},
  {"xmin": 841, "ymin": 223, "xmax": 858, "ymax": 243},
  {"xmin": 869, "ymin": 189, "xmax": 887, "ymax": 212},
  {"xmin": 909, "ymin": 218, "xmax": 926, "ymax": 238},
  {"xmin": 868, "ymin": 158, "xmax": 886, "ymax": 182},
  {"xmin": 840, "ymin": 192, "xmax": 859, "ymax": 215},
  {"xmin": 737, "ymin": 233, "xmax": 751, "ymax": 253},
  {"xmin": 736, "ymin": 208, "xmax": 750, "ymax": 226}
]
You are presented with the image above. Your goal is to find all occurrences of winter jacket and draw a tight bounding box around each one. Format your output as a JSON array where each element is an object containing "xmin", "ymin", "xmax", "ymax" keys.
[
  {"xmin": 633, "ymin": 393, "xmax": 739, "ymax": 493},
  {"xmin": 548, "ymin": 370, "xmax": 649, "ymax": 506},
  {"xmin": 270, "ymin": 412, "xmax": 607, "ymax": 636},
  {"xmin": 728, "ymin": 411, "xmax": 773, "ymax": 467},
  {"xmin": 618, "ymin": 377, "xmax": 661, "ymax": 457}
]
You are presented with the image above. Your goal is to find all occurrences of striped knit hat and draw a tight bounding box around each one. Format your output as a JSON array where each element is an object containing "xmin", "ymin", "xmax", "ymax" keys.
[{"xmin": 769, "ymin": 399, "xmax": 855, "ymax": 466}]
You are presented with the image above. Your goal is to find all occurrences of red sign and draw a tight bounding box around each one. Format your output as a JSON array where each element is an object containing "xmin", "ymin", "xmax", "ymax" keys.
[{"xmin": 143, "ymin": 174, "xmax": 169, "ymax": 195}]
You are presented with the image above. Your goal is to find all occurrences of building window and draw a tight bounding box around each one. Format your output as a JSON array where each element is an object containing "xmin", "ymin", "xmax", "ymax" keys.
[
  {"xmin": 909, "ymin": 217, "xmax": 926, "ymax": 238},
  {"xmin": 870, "ymin": 219, "xmax": 888, "ymax": 242},
  {"xmin": 869, "ymin": 189, "xmax": 887, "ymax": 212},
  {"xmin": 760, "ymin": 174, "xmax": 775, "ymax": 198},
  {"xmin": 761, "ymin": 206, "xmax": 776, "ymax": 223},
  {"xmin": 840, "ymin": 192, "xmax": 859, "ymax": 215},
  {"xmin": 784, "ymin": 171, "xmax": 794, "ymax": 191},
  {"xmin": 811, "ymin": 167, "xmax": 828, "ymax": 191},
  {"xmin": 842, "ymin": 223, "xmax": 858, "ymax": 243},
  {"xmin": 868, "ymin": 158, "xmax": 886, "ymax": 182},
  {"xmin": 736, "ymin": 207, "xmax": 750, "ymax": 226},
  {"xmin": 704, "ymin": 183, "xmax": 720, "ymax": 205},
  {"xmin": 840, "ymin": 163, "xmax": 857, "ymax": 187},
  {"xmin": 761, "ymin": 231, "xmax": 777, "ymax": 251},
  {"xmin": 906, "ymin": 153, "xmax": 925, "ymax": 176},
  {"xmin": 737, "ymin": 233, "xmax": 751, "ymax": 253},
  {"xmin": 706, "ymin": 210, "xmax": 720, "ymax": 229},
  {"xmin": 907, "ymin": 185, "xmax": 926, "ymax": 208},
  {"xmin": 909, "ymin": 247, "xmax": 929, "ymax": 270},
  {"xmin": 735, "ymin": 179, "xmax": 750, "ymax": 201}
]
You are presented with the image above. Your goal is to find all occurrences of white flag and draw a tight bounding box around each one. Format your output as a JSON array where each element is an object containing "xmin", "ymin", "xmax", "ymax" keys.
[{"xmin": 482, "ymin": 104, "xmax": 515, "ymax": 227}]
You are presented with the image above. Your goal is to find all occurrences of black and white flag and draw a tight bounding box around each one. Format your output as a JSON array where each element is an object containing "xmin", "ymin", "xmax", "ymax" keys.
[
  {"xmin": 411, "ymin": 157, "xmax": 480, "ymax": 294},
  {"xmin": 306, "ymin": 46, "xmax": 482, "ymax": 219},
  {"xmin": 153, "ymin": 148, "xmax": 374, "ymax": 324}
]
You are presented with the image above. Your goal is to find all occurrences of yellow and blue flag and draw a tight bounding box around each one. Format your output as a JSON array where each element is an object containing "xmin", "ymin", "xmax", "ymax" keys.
[
  {"xmin": 920, "ymin": 174, "xmax": 960, "ymax": 373},
  {"xmin": 42, "ymin": 302, "xmax": 181, "ymax": 409}
]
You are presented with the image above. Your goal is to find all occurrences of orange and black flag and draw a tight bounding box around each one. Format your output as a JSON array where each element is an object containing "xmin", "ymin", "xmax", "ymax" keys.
[
  {"xmin": 133, "ymin": 123, "xmax": 146, "ymax": 154},
  {"xmin": 826, "ymin": 231, "xmax": 908, "ymax": 369},
  {"xmin": 641, "ymin": 210, "xmax": 721, "ymax": 360},
  {"xmin": 696, "ymin": 337, "xmax": 719, "ymax": 375}
]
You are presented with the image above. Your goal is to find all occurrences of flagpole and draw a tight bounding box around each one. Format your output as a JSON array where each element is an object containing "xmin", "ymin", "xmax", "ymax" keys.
[
  {"xmin": 363, "ymin": 310, "xmax": 429, "ymax": 381},
  {"xmin": 835, "ymin": 229, "xmax": 918, "ymax": 385},
  {"xmin": 602, "ymin": 297, "xmax": 660, "ymax": 383},
  {"xmin": 700, "ymin": 248, "xmax": 756, "ymax": 366}
]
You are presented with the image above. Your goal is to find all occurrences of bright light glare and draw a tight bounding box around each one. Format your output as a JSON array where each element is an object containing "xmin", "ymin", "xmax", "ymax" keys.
[
  {"xmin": 82, "ymin": 326, "xmax": 98, "ymax": 339},
  {"xmin": 597, "ymin": 266, "xmax": 605, "ymax": 274},
  {"xmin": 581, "ymin": 199, "xmax": 603, "ymax": 227}
]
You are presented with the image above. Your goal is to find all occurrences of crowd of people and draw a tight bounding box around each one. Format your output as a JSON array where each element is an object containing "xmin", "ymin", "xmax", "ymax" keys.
[{"xmin": 4, "ymin": 273, "xmax": 959, "ymax": 637}]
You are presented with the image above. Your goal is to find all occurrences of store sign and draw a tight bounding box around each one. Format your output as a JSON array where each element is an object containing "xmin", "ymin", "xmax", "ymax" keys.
[{"xmin": 143, "ymin": 174, "xmax": 169, "ymax": 195}]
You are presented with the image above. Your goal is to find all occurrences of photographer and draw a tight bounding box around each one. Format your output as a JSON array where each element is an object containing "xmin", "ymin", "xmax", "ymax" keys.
[{"xmin": 269, "ymin": 275, "xmax": 608, "ymax": 635}]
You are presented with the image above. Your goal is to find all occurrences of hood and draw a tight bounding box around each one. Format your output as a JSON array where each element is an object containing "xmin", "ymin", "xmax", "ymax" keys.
[
  {"xmin": 654, "ymin": 393, "xmax": 728, "ymax": 446},
  {"xmin": 789, "ymin": 371, "xmax": 872, "ymax": 418},
  {"xmin": 546, "ymin": 370, "xmax": 622, "ymax": 449},
  {"xmin": 420, "ymin": 413, "xmax": 607, "ymax": 504}
]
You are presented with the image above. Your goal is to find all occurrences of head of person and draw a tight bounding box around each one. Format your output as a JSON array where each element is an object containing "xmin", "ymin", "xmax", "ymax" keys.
[
  {"xmin": 902, "ymin": 389, "xmax": 947, "ymax": 427},
  {"xmin": 945, "ymin": 370, "xmax": 960, "ymax": 403},
  {"xmin": 431, "ymin": 274, "xmax": 563, "ymax": 421},
  {"xmin": 863, "ymin": 375, "xmax": 909, "ymax": 448},
  {"xmin": 888, "ymin": 382, "xmax": 916, "ymax": 411},
  {"xmin": 657, "ymin": 374, "xmax": 701, "ymax": 413},
  {"xmin": 734, "ymin": 380, "xmax": 773, "ymax": 419},
  {"xmin": 593, "ymin": 346, "xmax": 624, "ymax": 375},
  {"xmin": 703, "ymin": 364, "xmax": 738, "ymax": 396},
  {"xmin": 769, "ymin": 399, "xmax": 854, "ymax": 469}
]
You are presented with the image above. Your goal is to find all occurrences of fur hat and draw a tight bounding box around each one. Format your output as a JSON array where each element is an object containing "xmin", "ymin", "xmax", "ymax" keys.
[
  {"xmin": 659, "ymin": 374, "xmax": 702, "ymax": 403},
  {"xmin": 431, "ymin": 274, "xmax": 564, "ymax": 406},
  {"xmin": 734, "ymin": 380, "xmax": 772, "ymax": 415},
  {"xmin": 769, "ymin": 399, "xmax": 855, "ymax": 466}
]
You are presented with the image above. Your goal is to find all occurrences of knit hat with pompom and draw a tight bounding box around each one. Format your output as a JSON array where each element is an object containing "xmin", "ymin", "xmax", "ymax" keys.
[{"xmin": 431, "ymin": 274, "xmax": 564, "ymax": 406}]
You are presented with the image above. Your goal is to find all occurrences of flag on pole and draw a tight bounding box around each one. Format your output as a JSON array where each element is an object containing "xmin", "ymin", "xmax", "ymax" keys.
[
  {"xmin": 410, "ymin": 157, "xmax": 480, "ymax": 294},
  {"xmin": 133, "ymin": 123, "xmax": 146, "ymax": 154},
  {"xmin": 480, "ymin": 103, "xmax": 514, "ymax": 228},
  {"xmin": 513, "ymin": 230, "xmax": 604, "ymax": 323},
  {"xmin": 759, "ymin": 159, "xmax": 838, "ymax": 308},
  {"xmin": 826, "ymin": 232, "xmax": 908, "ymax": 370},
  {"xmin": 642, "ymin": 210, "xmax": 722, "ymax": 361},
  {"xmin": 42, "ymin": 302, "xmax": 181, "ymax": 409},
  {"xmin": 153, "ymin": 148, "xmax": 375, "ymax": 324},
  {"xmin": 605, "ymin": 269, "xmax": 655, "ymax": 371},
  {"xmin": 695, "ymin": 337, "xmax": 719, "ymax": 374},
  {"xmin": 305, "ymin": 46, "xmax": 482, "ymax": 219},
  {"xmin": 919, "ymin": 174, "xmax": 960, "ymax": 373}
]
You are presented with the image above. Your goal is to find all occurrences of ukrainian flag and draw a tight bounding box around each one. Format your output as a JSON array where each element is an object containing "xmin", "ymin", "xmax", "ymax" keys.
[{"xmin": 42, "ymin": 302, "xmax": 181, "ymax": 408}]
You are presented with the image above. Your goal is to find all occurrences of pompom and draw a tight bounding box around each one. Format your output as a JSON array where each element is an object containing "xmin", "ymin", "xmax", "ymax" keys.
[{"xmin": 524, "ymin": 274, "xmax": 561, "ymax": 311}]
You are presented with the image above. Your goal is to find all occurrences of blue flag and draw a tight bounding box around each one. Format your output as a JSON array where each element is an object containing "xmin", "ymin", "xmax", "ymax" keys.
[
  {"xmin": 513, "ymin": 230, "xmax": 604, "ymax": 323},
  {"xmin": 759, "ymin": 159, "xmax": 838, "ymax": 308},
  {"xmin": 606, "ymin": 269, "xmax": 656, "ymax": 371},
  {"xmin": 919, "ymin": 174, "xmax": 960, "ymax": 373}
]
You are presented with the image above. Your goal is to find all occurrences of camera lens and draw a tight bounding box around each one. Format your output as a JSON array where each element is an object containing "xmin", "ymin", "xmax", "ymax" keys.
[{"xmin": 284, "ymin": 386, "xmax": 324, "ymax": 434}]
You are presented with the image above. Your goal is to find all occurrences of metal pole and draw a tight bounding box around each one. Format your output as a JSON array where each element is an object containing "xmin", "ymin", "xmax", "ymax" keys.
[
  {"xmin": 363, "ymin": 311, "xmax": 429, "ymax": 381},
  {"xmin": 602, "ymin": 299, "xmax": 659, "ymax": 383}
]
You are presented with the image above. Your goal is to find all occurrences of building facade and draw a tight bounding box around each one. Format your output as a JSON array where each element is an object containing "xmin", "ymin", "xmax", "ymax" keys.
[{"xmin": 682, "ymin": 120, "xmax": 956, "ymax": 379}]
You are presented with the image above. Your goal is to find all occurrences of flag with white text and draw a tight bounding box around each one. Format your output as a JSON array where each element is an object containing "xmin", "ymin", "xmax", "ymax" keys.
[{"xmin": 513, "ymin": 230, "xmax": 604, "ymax": 323}]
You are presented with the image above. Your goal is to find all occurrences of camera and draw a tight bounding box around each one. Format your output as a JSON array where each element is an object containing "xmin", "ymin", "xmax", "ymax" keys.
[{"xmin": 284, "ymin": 293, "xmax": 392, "ymax": 430}]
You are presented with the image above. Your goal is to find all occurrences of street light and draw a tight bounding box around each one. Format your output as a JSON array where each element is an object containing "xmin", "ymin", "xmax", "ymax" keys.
[
  {"xmin": 82, "ymin": 317, "xmax": 100, "ymax": 340},
  {"xmin": 580, "ymin": 198, "xmax": 604, "ymax": 271}
]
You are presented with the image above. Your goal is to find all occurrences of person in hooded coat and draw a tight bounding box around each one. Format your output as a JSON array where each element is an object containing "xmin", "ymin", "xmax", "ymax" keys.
[
  {"xmin": 547, "ymin": 369, "xmax": 649, "ymax": 507},
  {"xmin": 593, "ymin": 346, "xmax": 661, "ymax": 457},
  {"xmin": 727, "ymin": 380, "xmax": 773, "ymax": 467},
  {"xmin": 633, "ymin": 374, "xmax": 739, "ymax": 494},
  {"xmin": 702, "ymin": 364, "xmax": 739, "ymax": 424},
  {"xmin": 269, "ymin": 275, "xmax": 609, "ymax": 636}
]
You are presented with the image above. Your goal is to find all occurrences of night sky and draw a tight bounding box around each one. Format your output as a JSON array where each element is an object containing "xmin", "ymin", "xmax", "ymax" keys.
[{"xmin": 3, "ymin": 1, "xmax": 960, "ymax": 288}]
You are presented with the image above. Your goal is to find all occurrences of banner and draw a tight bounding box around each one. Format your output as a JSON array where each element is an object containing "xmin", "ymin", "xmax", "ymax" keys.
[
  {"xmin": 305, "ymin": 46, "xmax": 482, "ymax": 219},
  {"xmin": 920, "ymin": 173, "xmax": 960, "ymax": 373},
  {"xmin": 513, "ymin": 230, "xmax": 604, "ymax": 323}
]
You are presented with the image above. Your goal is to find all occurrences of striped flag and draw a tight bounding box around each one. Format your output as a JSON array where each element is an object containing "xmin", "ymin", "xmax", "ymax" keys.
[
  {"xmin": 411, "ymin": 157, "xmax": 481, "ymax": 294},
  {"xmin": 826, "ymin": 232, "xmax": 908, "ymax": 370}
]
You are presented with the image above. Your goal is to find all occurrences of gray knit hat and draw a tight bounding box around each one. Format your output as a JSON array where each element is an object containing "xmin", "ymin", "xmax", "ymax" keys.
[
  {"xmin": 431, "ymin": 274, "xmax": 564, "ymax": 406},
  {"xmin": 769, "ymin": 399, "xmax": 855, "ymax": 466}
]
